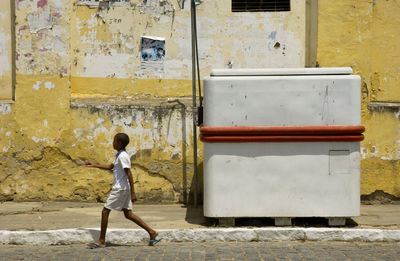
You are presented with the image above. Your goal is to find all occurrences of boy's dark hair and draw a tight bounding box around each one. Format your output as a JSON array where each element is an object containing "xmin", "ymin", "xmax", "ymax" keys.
[{"xmin": 115, "ymin": 133, "xmax": 130, "ymax": 148}]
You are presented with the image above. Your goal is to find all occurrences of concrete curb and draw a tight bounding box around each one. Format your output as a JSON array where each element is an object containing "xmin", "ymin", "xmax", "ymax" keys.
[{"xmin": 1, "ymin": 228, "xmax": 400, "ymax": 245}]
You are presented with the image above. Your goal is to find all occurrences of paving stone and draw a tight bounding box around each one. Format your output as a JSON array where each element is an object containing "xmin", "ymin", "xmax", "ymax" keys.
[
  {"xmin": 204, "ymin": 245, "xmax": 217, "ymax": 261},
  {"xmin": 2, "ymin": 242, "xmax": 400, "ymax": 260},
  {"xmin": 190, "ymin": 246, "xmax": 204, "ymax": 260}
]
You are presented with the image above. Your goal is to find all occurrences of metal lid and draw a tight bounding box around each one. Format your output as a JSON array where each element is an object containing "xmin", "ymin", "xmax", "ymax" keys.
[{"xmin": 210, "ymin": 67, "xmax": 353, "ymax": 76}]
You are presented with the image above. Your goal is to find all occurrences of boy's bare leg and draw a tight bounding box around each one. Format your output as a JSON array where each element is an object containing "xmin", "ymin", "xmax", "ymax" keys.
[
  {"xmin": 123, "ymin": 209, "xmax": 158, "ymax": 240},
  {"xmin": 96, "ymin": 207, "xmax": 111, "ymax": 246}
]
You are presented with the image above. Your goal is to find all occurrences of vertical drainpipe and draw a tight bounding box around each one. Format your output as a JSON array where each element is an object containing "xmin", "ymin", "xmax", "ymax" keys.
[
  {"xmin": 305, "ymin": 0, "xmax": 318, "ymax": 67},
  {"xmin": 190, "ymin": 0, "xmax": 198, "ymax": 207}
]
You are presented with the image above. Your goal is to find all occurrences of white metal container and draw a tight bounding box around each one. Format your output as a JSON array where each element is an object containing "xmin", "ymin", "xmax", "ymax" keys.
[{"xmin": 202, "ymin": 68, "xmax": 362, "ymax": 220}]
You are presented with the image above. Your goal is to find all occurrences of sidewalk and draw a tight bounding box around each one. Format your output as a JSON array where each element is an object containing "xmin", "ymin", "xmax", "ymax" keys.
[{"xmin": 1, "ymin": 202, "xmax": 400, "ymax": 244}]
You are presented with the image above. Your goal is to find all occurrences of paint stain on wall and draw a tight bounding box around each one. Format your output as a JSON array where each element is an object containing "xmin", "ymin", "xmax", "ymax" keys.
[{"xmin": 37, "ymin": 0, "xmax": 48, "ymax": 8}]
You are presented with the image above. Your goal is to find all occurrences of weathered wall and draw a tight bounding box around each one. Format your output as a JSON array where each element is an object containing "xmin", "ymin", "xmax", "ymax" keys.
[
  {"xmin": 0, "ymin": 0, "xmax": 307, "ymax": 203},
  {"xmin": 3, "ymin": 0, "xmax": 400, "ymax": 202},
  {"xmin": 318, "ymin": 0, "xmax": 400, "ymax": 197},
  {"xmin": 70, "ymin": 0, "xmax": 306, "ymax": 97}
]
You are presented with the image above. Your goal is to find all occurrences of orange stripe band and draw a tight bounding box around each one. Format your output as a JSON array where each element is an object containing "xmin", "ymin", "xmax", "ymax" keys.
[
  {"xmin": 200, "ymin": 125, "xmax": 365, "ymax": 143},
  {"xmin": 200, "ymin": 135, "xmax": 364, "ymax": 143},
  {"xmin": 200, "ymin": 125, "xmax": 365, "ymax": 136}
]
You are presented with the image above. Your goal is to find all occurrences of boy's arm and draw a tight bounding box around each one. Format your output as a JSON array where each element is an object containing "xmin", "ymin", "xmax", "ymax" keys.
[
  {"xmin": 124, "ymin": 168, "xmax": 137, "ymax": 202},
  {"xmin": 83, "ymin": 160, "xmax": 114, "ymax": 170}
]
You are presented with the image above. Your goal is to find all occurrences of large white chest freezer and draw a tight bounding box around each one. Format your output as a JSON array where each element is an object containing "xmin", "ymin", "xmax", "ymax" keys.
[{"xmin": 200, "ymin": 68, "xmax": 364, "ymax": 223}]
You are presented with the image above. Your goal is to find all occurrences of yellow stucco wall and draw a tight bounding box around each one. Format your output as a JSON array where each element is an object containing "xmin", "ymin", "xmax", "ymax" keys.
[
  {"xmin": 2, "ymin": 0, "xmax": 399, "ymax": 203},
  {"xmin": 0, "ymin": 0, "xmax": 306, "ymax": 203},
  {"xmin": 318, "ymin": 0, "xmax": 400, "ymax": 197}
]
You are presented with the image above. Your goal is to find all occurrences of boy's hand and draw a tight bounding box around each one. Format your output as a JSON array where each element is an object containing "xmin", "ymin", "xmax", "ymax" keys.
[
  {"xmin": 83, "ymin": 160, "xmax": 94, "ymax": 167},
  {"xmin": 131, "ymin": 192, "xmax": 137, "ymax": 202}
]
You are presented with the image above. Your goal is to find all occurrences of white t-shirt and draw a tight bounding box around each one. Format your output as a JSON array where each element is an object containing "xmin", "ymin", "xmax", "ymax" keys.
[{"xmin": 112, "ymin": 150, "xmax": 131, "ymax": 190}]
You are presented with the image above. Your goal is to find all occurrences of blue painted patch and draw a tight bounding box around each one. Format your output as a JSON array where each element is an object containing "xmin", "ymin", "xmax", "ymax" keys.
[{"xmin": 268, "ymin": 31, "xmax": 277, "ymax": 40}]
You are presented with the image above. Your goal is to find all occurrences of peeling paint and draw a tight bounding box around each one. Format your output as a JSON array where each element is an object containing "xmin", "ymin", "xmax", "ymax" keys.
[
  {"xmin": 32, "ymin": 81, "xmax": 42, "ymax": 90},
  {"xmin": 44, "ymin": 81, "xmax": 55, "ymax": 90},
  {"xmin": 2, "ymin": 0, "xmax": 303, "ymax": 202},
  {"xmin": 27, "ymin": 6, "xmax": 53, "ymax": 33},
  {"xmin": 0, "ymin": 31, "xmax": 11, "ymax": 77},
  {"xmin": 10, "ymin": 0, "xmax": 400, "ymax": 203},
  {"xmin": 32, "ymin": 136, "xmax": 48, "ymax": 143},
  {"xmin": 78, "ymin": 0, "xmax": 131, "ymax": 7},
  {"xmin": 0, "ymin": 104, "xmax": 11, "ymax": 114},
  {"xmin": 71, "ymin": 0, "xmax": 305, "ymax": 85},
  {"xmin": 138, "ymin": 0, "xmax": 175, "ymax": 16}
]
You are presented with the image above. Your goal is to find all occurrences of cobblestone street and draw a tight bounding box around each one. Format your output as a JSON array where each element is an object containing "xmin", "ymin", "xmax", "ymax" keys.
[{"xmin": 1, "ymin": 241, "xmax": 399, "ymax": 261}]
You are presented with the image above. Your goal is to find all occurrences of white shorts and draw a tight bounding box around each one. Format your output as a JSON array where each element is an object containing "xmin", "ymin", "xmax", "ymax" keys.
[{"xmin": 104, "ymin": 188, "xmax": 132, "ymax": 211}]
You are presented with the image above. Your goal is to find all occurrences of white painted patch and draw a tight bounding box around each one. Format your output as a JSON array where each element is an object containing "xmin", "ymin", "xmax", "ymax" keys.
[
  {"xmin": 395, "ymin": 110, "xmax": 400, "ymax": 119},
  {"xmin": 44, "ymin": 120, "xmax": 48, "ymax": 127},
  {"xmin": 27, "ymin": 6, "xmax": 53, "ymax": 33},
  {"xmin": 0, "ymin": 55, "xmax": 10, "ymax": 77},
  {"xmin": 161, "ymin": 110, "xmax": 185, "ymax": 155},
  {"xmin": 2, "ymin": 139, "xmax": 12, "ymax": 152},
  {"xmin": 370, "ymin": 146, "xmax": 379, "ymax": 158},
  {"xmin": 44, "ymin": 81, "xmax": 55, "ymax": 90},
  {"xmin": 0, "ymin": 104, "xmax": 11, "ymax": 114},
  {"xmin": 106, "ymin": 111, "xmax": 156, "ymax": 151},
  {"xmin": 5, "ymin": 131, "xmax": 11, "ymax": 137},
  {"xmin": 138, "ymin": 0, "xmax": 175, "ymax": 16},
  {"xmin": 163, "ymin": 15, "xmax": 304, "ymax": 80},
  {"xmin": 0, "ymin": 11, "xmax": 8, "ymax": 21},
  {"xmin": 53, "ymin": 0, "xmax": 64, "ymax": 12},
  {"xmin": 71, "ymin": 1, "xmax": 305, "ymax": 80},
  {"xmin": 77, "ymin": 0, "xmax": 131, "ymax": 7},
  {"xmin": 0, "ymin": 30, "xmax": 11, "ymax": 77},
  {"xmin": 73, "ymin": 128, "xmax": 85, "ymax": 141},
  {"xmin": 123, "ymin": 36, "xmax": 135, "ymax": 50},
  {"xmin": 80, "ymin": 51, "xmax": 135, "ymax": 78},
  {"xmin": 86, "ymin": 135, "xmax": 93, "ymax": 142},
  {"xmin": 31, "ymin": 136, "xmax": 47, "ymax": 143},
  {"xmin": 128, "ymin": 147, "xmax": 137, "ymax": 157},
  {"xmin": 33, "ymin": 81, "xmax": 42, "ymax": 90},
  {"xmin": 52, "ymin": 37, "xmax": 69, "ymax": 55},
  {"xmin": 17, "ymin": 1, "xmax": 39, "ymax": 12},
  {"xmin": 360, "ymin": 147, "xmax": 367, "ymax": 160}
]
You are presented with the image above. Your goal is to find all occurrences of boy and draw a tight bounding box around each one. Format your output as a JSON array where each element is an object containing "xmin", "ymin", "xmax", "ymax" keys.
[{"xmin": 84, "ymin": 133, "xmax": 160, "ymax": 248}]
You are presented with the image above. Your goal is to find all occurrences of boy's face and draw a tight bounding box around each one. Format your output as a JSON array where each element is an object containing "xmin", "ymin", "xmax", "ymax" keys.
[{"xmin": 113, "ymin": 136, "xmax": 122, "ymax": 151}]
